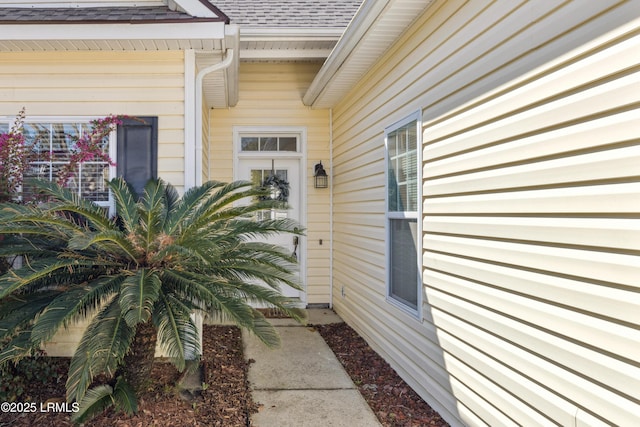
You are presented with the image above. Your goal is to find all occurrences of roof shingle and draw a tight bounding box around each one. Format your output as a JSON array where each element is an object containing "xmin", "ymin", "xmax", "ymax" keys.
[
  {"xmin": 0, "ymin": 6, "xmax": 224, "ymax": 23},
  {"xmin": 211, "ymin": 0, "xmax": 362, "ymax": 28}
]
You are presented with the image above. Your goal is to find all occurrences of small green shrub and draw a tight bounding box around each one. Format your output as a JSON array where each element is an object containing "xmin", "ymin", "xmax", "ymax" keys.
[{"xmin": 0, "ymin": 351, "xmax": 62, "ymax": 402}]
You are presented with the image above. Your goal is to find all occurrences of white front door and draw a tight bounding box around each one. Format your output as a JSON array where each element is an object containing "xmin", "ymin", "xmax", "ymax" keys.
[{"xmin": 238, "ymin": 158, "xmax": 304, "ymax": 300}]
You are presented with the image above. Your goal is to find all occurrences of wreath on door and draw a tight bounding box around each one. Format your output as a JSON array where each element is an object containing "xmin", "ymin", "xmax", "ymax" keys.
[
  {"xmin": 260, "ymin": 173, "xmax": 289, "ymax": 203},
  {"xmin": 258, "ymin": 159, "xmax": 290, "ymax": 205}
]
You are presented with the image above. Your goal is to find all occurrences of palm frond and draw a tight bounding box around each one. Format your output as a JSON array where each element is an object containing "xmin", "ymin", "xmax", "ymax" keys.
[
  {"xmin": 0, "ymin": 292, "xmax": 58, "ymax": 349},
  {"xmin": 248, "ymin": 309, "xmax": 281, "ymax": 347},
  {"xmin": 71, "ymin": 384, "xmax": 114, "ymax": 423},
  {"xmin": 111, "ymin": 376, "xmax": 137, "ymax": 414},
  {"xmin": 68, "ymin": 230, "xmax": 139, "ymax": 262},
  {"xmin": 153, "ymin": 293, "xmax": 200, "ymax": 371},
  {"xmin": 66, "ymin": 299, "xmax": 134, "ymax": 403},
  {"xmin": 106, "ymin": 177, "xmax": 140, "ymax": 234},
  {"xmin": 0, "ymin": 258, "xmax": 87, "ymax": 298},
  {"xmin": 30, "ymin": 276, "xmax": 123, "ymax": 344},
  {"xmin": 164, "ymin": 181, "xmax": 225, "ymax": 235},
  {"xmin": 32, "ymin": 180, "xmax": 113, "ymax": 232},
  {"xmin": 72, "ymin": 377, "xmax": 137, "ymax": 423},
  {"xmin": 139, "ymin": 179, "xmax": 167, "ymax": 246},
  {"xmin": 0, "ymin": 331, "xmax": 40, "ymax": 367},
  {"xmin": 119, "ymin": 269, "xmax": 162, "ymax": 327},
  {"xmin": 160, "ymin": 270, "xmax": 256, "ymax": 330}
]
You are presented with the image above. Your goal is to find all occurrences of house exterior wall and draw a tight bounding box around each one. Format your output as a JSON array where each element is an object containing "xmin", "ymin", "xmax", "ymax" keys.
[
  {"xmin": 331, "ymin": 1, "xmax": 640, "ymax": 426},
  {"xmin": 209, "ymin": 62, "xmax": 332, "ymax": 305},
  {"xmin": 0, "ymin": 50, "xmax": 186, "ymax": 191},
  {"xmin": 0, "ymin": 50, "xmax": 186, "ymax": 356}
]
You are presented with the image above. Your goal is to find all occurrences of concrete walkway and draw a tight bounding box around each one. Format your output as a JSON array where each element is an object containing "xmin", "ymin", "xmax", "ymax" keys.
[{"xmin": 243, "ymin": 309, "xmax": 382, "ymax": 427}]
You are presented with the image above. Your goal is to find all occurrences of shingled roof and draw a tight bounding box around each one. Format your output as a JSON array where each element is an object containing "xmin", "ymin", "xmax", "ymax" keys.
[
  {"xmin": 211, "ymin": 0, "xmax": 362, "ymax": 28},
  {"xmin": 0, "ymin": 7, "xmax": 213, "ymax": 23}
]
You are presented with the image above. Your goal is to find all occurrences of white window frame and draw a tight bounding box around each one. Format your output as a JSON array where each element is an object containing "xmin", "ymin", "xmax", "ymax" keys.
[
  {"xmin": 384, "ymin": 111, "xmax": 423, "ymax": 318},
  {"xmin": 0, "ymin": 116, "xmax": 117, "ymax": 214}
]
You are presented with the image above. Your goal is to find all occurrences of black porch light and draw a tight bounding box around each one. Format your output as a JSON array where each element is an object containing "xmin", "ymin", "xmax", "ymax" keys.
[{"xmin": 314, "ymin": 161, "xmax": 328, "ymax": 189}]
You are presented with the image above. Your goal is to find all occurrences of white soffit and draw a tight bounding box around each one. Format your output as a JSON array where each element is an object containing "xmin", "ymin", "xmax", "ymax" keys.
[
  {"xmin": 303, "ymin": 0, "xmax": 436, "ymax": 108},
  {"xmin": 239, "ymin": 28, "xmax": 344, "ymax": 60}
]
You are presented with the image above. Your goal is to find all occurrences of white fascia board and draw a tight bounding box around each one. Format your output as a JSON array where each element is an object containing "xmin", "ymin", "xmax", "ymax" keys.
[
  {"xmin": 0, "ymin": 21, "xmax": 226, "ymax": 40},
  {"xmin": 302, "ymin": 0, "xmax": 391, "ymax": 107},
  {"xmin": 172, "ymin": 0, "xmax": 219, "ymax": 18},
  {"xmin": 240, "ymin": 48, "xmax": 334, "ymax": 60},
  {"xmin": 240, "ymin": 27, "xmax": 344, "ymax": 42}
]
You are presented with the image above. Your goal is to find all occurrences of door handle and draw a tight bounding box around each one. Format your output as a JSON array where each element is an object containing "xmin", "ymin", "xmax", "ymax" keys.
[{"xmin": 292, "ymin": 236, "xmax": 299, "ymax": 259}]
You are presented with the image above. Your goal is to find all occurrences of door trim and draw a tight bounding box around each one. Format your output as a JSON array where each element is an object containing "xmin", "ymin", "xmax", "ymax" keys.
[{"xmin": 232, "ymin": 126, "xmax": 307, "ymax": 304}]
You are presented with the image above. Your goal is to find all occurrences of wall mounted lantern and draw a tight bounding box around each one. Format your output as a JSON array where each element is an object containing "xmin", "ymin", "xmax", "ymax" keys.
[{"xmin": 314, "ymin": 161, "xmax": 328, "ymax": 188}]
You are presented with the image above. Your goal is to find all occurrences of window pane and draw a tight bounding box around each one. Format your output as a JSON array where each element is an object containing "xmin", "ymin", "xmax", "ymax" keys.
[
  {"xmin": 241, "ymin": 137, "xmax": 259, "ymax": 151},
  {"xmin": 23, "ymin": 123, "xmax": 51, "ymax": 160},
  {"xmin": 22, "ymin": 163, "xmax": 50, "ymax": 201},
  {"xmin": 389, "ymin": 218, "xmax": 418, "ymax": 310},
  {"xmin": 279, "ymin": 137, "xmax": 297, "ymax": 151},
  {"xmin": 387, "ymin": 120, "xmax": 417, "ymax": 213},
  {"xmin": 51, "ymin": 123, "xmax": 81, "ymax": 161},
  {"xmin": 407, "ymin": 126, "xmax": 417, "ymax": 150},
  {"xmin": 81, "ymin": 163, "xmax": 110, "ymax": 202},
  {"xmin": 260, "ymin": 137, "xmax": 278, "ymax": 151},
  {"xmin": 388, "ymin": 171, "xmax": 398, "ymax": 211}
]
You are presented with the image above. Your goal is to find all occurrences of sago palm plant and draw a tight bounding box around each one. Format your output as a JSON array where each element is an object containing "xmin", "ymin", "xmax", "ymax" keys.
[{"xmin": 0, "ymin": 177, "xmax": 304, "ymax": 421}]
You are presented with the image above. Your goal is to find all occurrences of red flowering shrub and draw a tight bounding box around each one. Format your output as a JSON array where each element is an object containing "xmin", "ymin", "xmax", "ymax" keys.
[{"xmin": 0, "ymin": 109, "xmax": 121, "ymax": 202}]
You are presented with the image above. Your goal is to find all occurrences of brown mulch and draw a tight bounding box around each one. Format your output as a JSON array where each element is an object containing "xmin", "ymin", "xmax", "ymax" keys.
[
  {"xmin": 315, "ymin": 322, "xmax": 450, "ymax": 427},
  {"xmin": 0, "ymin": 325, "xmax": 256, "ymax": 427},
  {"xmin": 1, "ymin": 319, "xmax": 449, "ymax": 427}
]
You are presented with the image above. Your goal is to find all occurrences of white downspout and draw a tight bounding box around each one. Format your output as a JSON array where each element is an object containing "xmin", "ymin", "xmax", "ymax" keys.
[
  {"xmin": 329, "ymin": 108, "xmax": 334, "ymax": 309},
  {"xmin": 185, "ymin": 29, "xmax": 236, "ymax": 359},
  {"xmin": 193, "ymin": 47, "xmax": 234, "ymax": 187}
]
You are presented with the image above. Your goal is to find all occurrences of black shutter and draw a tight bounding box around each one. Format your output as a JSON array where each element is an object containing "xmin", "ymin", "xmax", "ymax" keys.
[{"xmin": 117, "ymin": 117, "xmax": 158, "ymax": 197}]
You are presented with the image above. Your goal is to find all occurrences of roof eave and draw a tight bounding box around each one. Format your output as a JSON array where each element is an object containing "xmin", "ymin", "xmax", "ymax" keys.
[
  {"xmin": 303, "ymin": 0, "xmax": 436, "ymax": 108},
  {"xmin": 0, "ymin": 20, "xmax": 226, "ymax": 42}
]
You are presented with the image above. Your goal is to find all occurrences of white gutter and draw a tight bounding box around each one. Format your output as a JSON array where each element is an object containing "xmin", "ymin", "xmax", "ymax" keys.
[
  {"xmin": 188, "ymin": 25, "xmax": 238, "ymax": 188},
  {"xmin": 302, "ymin": 0, "xmax": 390, "ymax": 107},
  {"xmin": 0, "ymin": 21, "xmax": 226, "ymax": 41}
]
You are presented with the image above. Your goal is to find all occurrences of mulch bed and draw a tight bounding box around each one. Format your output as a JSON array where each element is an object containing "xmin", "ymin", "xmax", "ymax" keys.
[
  {"xmin": 1, "ymin": 319, "xmax": 449, "ymax": 427},
  {"xmin": 315, "ymin": 322, "xmax": 450, "ymax": 427},
  {"xmin": 0, "ymin": 325, "xmax": 256, "ymax": 427}
]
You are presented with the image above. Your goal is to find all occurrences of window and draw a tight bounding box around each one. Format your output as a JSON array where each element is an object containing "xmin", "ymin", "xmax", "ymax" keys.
[
  {"xmin": 1, "ymin": 116, "xmax": 158, "ymax": 210},
  {"xmin": 385, "ymin": 112, "xmax": 421, "ymax": 314},
  {"xmin": 240, "ymin": 135, "xmax": 298, "ymax": 152},
  {"xmin": 0, "ymin": 120, "xmax": 115, "ymax": 207}
]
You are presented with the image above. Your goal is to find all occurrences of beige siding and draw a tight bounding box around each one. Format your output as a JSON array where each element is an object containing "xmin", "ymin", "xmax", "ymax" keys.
[
  {"xmin": 210, "ymin": 62, "xmax": 332, "ymax": 305},
  {"xmin": 0, "ymin": 50, "xmax": 186, "ymax": 192},
  {"xmin": 332, "ymin": 1, "xmax": 640, "ymax": 426},
  {"xmin": 0, "ymin": 50, "xmax": 186, "ymax": 356}
]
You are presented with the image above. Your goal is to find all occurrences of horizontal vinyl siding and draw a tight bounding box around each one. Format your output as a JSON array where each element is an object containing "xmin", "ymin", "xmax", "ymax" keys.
[
  {"xmin": 210, "ymin": 62, "xmax": 331, "ymax": 305},
  {"xmin": 0, "ymin": 50, "xmax": 186, "ymax": 357},
  {"xmin": 0, "ymin": 50, "xmax": 186, "ymax": 191},
  {"xmin": 332, "ymin": 1, "xmax": 640, "ymax": 426}
]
